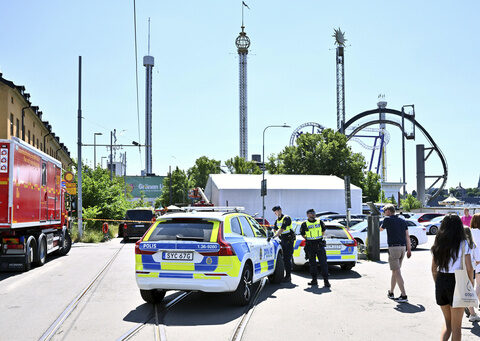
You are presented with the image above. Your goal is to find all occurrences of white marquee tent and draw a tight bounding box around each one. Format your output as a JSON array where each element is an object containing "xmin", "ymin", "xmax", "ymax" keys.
[{"xmin": 204, "ymin": 174, "xmax": 362, "ymax": 222}]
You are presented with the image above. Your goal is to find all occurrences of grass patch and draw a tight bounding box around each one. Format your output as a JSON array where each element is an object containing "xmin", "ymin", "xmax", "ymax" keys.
[{"xmin": 70, "ymin": 222, "xmax": 118, "ymax": 243}]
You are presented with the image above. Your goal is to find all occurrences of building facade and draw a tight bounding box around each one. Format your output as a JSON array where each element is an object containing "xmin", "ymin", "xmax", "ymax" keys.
[{"xmin": 0, "ymin": 73, "xmax": 72, "ymax": 169}]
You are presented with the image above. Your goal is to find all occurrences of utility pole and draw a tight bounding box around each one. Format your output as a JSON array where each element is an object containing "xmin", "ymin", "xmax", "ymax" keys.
[
  {"xmin": 169, "ymin": 165, "xmax": 172, "ymax": 205},
  {"xmin": 77, "ymin": 56, "xmax": 83, "ymax": 238},
  {"xmin": 110, "ymin": 131, "xmax": 113, "ymax": 181}
]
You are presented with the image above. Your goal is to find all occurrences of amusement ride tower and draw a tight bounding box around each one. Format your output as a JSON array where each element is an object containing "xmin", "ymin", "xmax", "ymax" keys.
[
  {"xmin": 235, "ymin": 13, "xmax": 250, "ymax": 159},
  {"xmin": 333, "ymin": 28, "xmax": 346, "ymax": 133}
]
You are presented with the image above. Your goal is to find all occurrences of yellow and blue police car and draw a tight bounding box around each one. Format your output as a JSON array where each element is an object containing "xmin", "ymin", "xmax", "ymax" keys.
[
  {"xmin": 292, "ymin": 221, "xmax": 358, "ymax": 271},
  {"xmin": 135, "ymin": 208, "xmax": 284, "ymax": 306}
]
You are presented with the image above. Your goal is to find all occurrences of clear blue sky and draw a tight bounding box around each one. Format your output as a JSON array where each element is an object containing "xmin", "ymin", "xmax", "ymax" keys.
[{"xmin": 1, "ymin": 0, "xmax": 478, "ymax": 191}]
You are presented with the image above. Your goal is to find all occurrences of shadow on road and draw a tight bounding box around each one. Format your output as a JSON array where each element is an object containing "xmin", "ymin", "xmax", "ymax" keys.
[
  {"xmin": 462, "ymin": 321, "xmax": 480, "ymax": 337},
  {"xmin": 303, "ymin": 286, "xmax": 332, "ymax": 295},
  {"xmin": 0, "ymin": 253, "xmax": 64, "ymax": 282},
  {"xmin": 293, "ymin": 265, "xmax": 362, "ymax": 280},
  {"xmin": 123, "ymin": 282, "xmax": 283, "ymax": 327},
  {"xmin": 394, "ymin": 303, "xmax": 425, "ymax": 314}
]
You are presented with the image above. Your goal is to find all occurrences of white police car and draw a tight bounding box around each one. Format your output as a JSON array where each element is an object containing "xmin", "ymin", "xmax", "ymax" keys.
[
  {"xmin": 292, "ymin": 221, "xmax": 358, "ymax": 271},
  {"xmin": 135, "ymin": 208, "xmax": 284, "ymax": 306}
]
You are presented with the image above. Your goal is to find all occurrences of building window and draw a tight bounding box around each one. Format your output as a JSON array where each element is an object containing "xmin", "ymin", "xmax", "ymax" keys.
[
  {"xmin": 10, "ymin": 114, "xmax": 14, "ymax": 136},
  {"xmin": 40, "ymin": 143, "xmax": 43, "ymax": 151},
  {"xmin": 11, "ymin": 97, "xmax": 13, "ymax": 104},
  {"xmin": 32, "ymin": 134, "xmax": 35, "ymax": 147},
  {"xmin": 16, "ymin": 119, "xmax": 19, "ymax": 138},
  {"xmin": 37, "ymin": 139, "xmax": 39, "ymax": 148},
  {"xmin": 28, "ymin": 131, "xmax": 30, "ymax": 144}
]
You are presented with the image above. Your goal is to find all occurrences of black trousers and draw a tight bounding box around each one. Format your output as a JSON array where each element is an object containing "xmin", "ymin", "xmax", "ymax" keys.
[
  {"xmin": 280, "ymin": 238, "xmax": 294, "ymax": 277},
  {"xmin": 306, "ymin": 240, "xmax": 328, "ymax": 280}
]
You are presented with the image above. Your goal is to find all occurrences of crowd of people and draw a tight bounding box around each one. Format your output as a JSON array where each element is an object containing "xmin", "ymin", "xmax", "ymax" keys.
[{"xmin": 431, "ymin": 208, "xmax": 480, "ymax": 341}]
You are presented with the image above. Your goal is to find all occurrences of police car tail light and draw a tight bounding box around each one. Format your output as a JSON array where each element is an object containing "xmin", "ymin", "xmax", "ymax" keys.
[
  {"xmin": 135, "ymin": 240, "xmax": 155, "ymax": 255},
  {"xmin": 344, "ymin": 231, "xmax": 357, "ymax": 247},
  {"xmin": 299, "ymin": 240, "xmax": 306, "ymax": 247},
  {"xmin": 217, "ymin": 223, "xmax": 236, "ymax": 256}
]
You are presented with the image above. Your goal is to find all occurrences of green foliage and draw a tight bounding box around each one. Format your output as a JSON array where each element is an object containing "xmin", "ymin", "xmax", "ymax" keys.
[
  {"xmin": 361, "ymin": 171, "xmax": 381, "ymax": 203},
  {"xmin": 466, "ymin": 188, "xmax": 480, "ymax": 197},
  {"xmin": 82, "ymin": 206, "xmax": 102, "ymax": 230},
  {"xmin": 154, "ymin": 196, "xmax": 163, "ymax": 209},
  {"xmin": 378, "ymin": 190, "xmax": 387, "ymax": 203},
  {"xmin": 159, "ymin": 167, "xmax": 189, "ymax": 206},
  {"xmin": 188, "ymin": 156, "xmax": 221, "ymax": 189},
  {"xmin": 265, "ymin": 129, "xmax": 366, "ymax": 187},
  {"xmin": 225, "ymin": 156, "xmax": 262, "ymax": 174},
  {"xmin": 400, "ymin": 194, "xmax": 422, "ymax": 211},
  {"xmin": 390, "ymin": 195, "xmax": 397, "ymax": 205},
  {"xmin": 133, "ymin": 191, "xmax": 149, "ymax": 208}
]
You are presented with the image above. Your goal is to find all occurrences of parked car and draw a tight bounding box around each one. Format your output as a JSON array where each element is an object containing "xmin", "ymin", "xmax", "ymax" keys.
[
  {"xmin": 118, "ymin": 208, "xmax": 156, "ymax": 241},
  {"xmin": 409, "ymin": 212, "xmax": 445, "ymax": 224},
  {"xmin": 331, "ymin": 219, "xmax": 364, "ymax": 228},
  {"xmin": 135, "ymin": 209, "xmax": 284, "ymax": 306},
  {"xmin": 321, "ymin": 214, "xmax": 367, "ymax": 221},
  {"xmin": 315, "ymin": 211, "xmax": 339, "ymax": 218},
  {"xmin": 291, "ymin": 221, "xmax": 358, "ymax": 271},
  {"xmin": 254, "ymin": 217, "xmax": 270, "ymax": 228},
  {"xmin": 348, "ymin": 219, "xmax": 427, "ymax": 250},
  {"xmin": 419, "ymin": 215, "xmax": 445, "ymax": 235}
]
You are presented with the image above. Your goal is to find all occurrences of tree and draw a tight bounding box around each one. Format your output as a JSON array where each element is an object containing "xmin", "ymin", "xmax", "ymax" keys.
[
  {"xmin": 225, "ymin": 156, "xmax": 262, "ymax": 174},
  {"xmin": 188, "ymin": 156, "xmax": 221, "ymax": 189},
  {"xmin": 159, "ymin": 167, "xmax": 189, "ymax": 206},
  {"xmin": 265, "ymin": 129, "xmax": 366, "ymax": 187},
  {"xmin": 400, "ymin": 194, "xmax": 422, "ymax": 211},
  {"xmin": 133, "ymin": 191, "xmax": 149, "ymax": 208},
  {"xmin": 75, "ymin": 163, "xmax": 132, "ymax": 230},
  {"xmin": 361, "ymin": 171, "xmax": 381, "ymax": 203}
]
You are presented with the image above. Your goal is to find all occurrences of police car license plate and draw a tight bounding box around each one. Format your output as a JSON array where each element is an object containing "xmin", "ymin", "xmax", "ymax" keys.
[
  {"xmin": 135, "ymin": 225, "xmax": 144, "ymax": 227},
  {"xmin": 326, "ymin": 244, "xmax": 342, "ymax": 250},
  {"xmin": 163, "ymin": 251, "xmax": 194, "ymax": 261}
]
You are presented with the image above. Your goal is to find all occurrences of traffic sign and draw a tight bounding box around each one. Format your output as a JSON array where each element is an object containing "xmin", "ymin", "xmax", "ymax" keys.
[
  {"xmin": 66, "ymin": 187, "xmax": 77, "ymax": 195},
  {"xmin": 64, "ymin": 171, "xmax": 74, "ymax": 183},
  {"xmin": 65, "ymin": 182, "xmax": 76, "ymax": 189}
]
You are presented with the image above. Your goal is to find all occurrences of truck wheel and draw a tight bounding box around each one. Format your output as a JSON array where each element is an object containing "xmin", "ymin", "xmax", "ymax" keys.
[
  {"xmin": 140, "ymin": 289, "xmax": 166, "ymax": 304},
  {"xmin": 24, "ymin": 236, "xmax": 36, "ymax": 271},
  {"xmin": 35, "ymin": 235, "xmax": 47, "ymax": 266},
  {"xmin": 268, "ymin": 253, "xmax": 285, "ymax": 284},
  {"xmin": 57, "ymin": 230, "xmax": 72, "ymax": 256},
  {"xmin": 232, "ymin": 263, "xmax": 253, "ymax": 306}
]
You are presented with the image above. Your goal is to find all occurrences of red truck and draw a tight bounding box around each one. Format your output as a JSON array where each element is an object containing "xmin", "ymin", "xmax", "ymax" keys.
[{"xmin": 0, "ymin": 137, "xmax": 71, "ymax": 271}]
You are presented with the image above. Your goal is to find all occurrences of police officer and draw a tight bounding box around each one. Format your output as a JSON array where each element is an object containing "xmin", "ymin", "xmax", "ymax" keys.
[
  {"xmin": 270, "ymin": 206, "xmax": 295, "ymax": 282},
  {"xmin": 300, "ymin": 209, "xmax": 330, "ymax": 287}
]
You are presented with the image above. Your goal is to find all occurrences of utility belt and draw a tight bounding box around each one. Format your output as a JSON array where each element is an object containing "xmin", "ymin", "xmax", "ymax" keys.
[
  {"xmin": 306, "ymin": 238, "xmax": 325, "ymax": 246},
  {"xmin": 280, "ymin": 231, "xmax": 295, "ymax": 242}
]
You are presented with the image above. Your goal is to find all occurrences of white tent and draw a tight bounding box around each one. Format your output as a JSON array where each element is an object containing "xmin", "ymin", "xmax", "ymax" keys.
[
  {"xmin": 439, "ymin": 194, "xmax": 465, "ymax": 206},
  {"xmin": 204, "ymin": 174, "xmax": 362, "ymax": 222}
]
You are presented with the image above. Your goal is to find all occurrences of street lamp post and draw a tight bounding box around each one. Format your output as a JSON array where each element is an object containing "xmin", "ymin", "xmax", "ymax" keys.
[
  {"xmin": 262, "ymin": 124, "xmax": 290, "ymax": 225},
  {"xmin": 93, "ymin": 132, "xmax": 102, "ymax": 169}
]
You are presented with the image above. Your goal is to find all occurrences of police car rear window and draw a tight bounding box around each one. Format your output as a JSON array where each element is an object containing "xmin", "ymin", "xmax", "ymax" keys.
[
  {"xmin": 125, "ymin": 210, "xmax": 153, "ymax": 221},
  {"xmin": 148, "ymin": 219, "xmax": 214, "ymax": 242},
  {"xmin": 324, "ymin": 226, "xmax": 349, "ymax": 239}
]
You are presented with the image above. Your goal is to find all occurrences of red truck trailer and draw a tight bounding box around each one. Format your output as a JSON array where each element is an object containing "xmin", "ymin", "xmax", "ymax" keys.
[{"xmin": 0, "ymin": 137, "xmax": 71, "ymax": 271}]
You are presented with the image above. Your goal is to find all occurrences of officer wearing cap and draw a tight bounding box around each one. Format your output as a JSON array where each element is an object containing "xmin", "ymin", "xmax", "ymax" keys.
[
  {"xmin": 300, "ymin": 209, "xmax": 330, "ymax": 287},
  {"xmin": 270, "ymin": 206, "xmax": 295, "ymax": 282}
]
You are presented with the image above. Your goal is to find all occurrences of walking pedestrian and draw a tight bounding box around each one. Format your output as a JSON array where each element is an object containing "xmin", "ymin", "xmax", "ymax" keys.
[
  {"xmin": 300, "ymin": 209, "xmax": 330, "ymax": 287},
  {"xmin": 461, "ymin": 208, "xmax": 472, "ymax": 227},
  {"xmin": 463, "ymin": 227, "xmax": 480, "ymax": 322},
  {"xmin": 431, "ymin": 214, "xmax": 474, "ymax": 341},
  {"xmin": 380, "ymin": 204, "xmax": 411, "ymax": 302},
  {"xmin": 470, "ymin": 214, "xmax": 480, "ymax": 309},
  {"xmin": 271, "ymin": 206, "xmax": 295, "ymax": 282}
]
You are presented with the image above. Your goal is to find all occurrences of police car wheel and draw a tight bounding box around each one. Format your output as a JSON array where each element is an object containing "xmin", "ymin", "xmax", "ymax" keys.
[
  {"xmin": 232, "ymin": 264, "xmax": 253, "ymax": 306},
  {"xmin": 140, "ymin": 289, "xmax": 166, "ymax": 304},
  {"xmin": 268, "ymin": 254, "xmax": 285, "ymax": 284}
]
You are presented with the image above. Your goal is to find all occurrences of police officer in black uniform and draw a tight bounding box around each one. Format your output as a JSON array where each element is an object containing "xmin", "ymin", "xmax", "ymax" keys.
[
  {"xmin": 300, "ymin": 209, "xmax": 330, "ymax": 287},
  {"xmin": 270, "ymin": 206, "xmax": 295, "ymax": 282}
]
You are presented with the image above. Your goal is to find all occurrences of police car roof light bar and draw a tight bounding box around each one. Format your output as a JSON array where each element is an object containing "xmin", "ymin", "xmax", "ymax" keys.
[{"xmin": 180, "ymin": 206, "xmax": 245, "ymax": 213}]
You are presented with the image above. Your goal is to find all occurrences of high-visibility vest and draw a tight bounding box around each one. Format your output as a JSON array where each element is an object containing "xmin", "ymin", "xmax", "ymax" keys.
[
  {"xmin": 275, "ymin": 215, "xmax": 293, "ymax": 235},
  {"xmin": 304, "ymin": 219, "xmax": 324, "ymax": 240}
]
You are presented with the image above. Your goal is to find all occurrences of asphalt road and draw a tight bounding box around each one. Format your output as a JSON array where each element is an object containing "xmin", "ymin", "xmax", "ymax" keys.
[{"xmin": 1, "ymin": 236, "xmax": 479, "ymax": 340}]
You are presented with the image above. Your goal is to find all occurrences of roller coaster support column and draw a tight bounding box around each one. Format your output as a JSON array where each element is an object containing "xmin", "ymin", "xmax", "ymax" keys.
[{"xmin": 416, "ymin": 144, "xmax": 425, "ymax": 206}]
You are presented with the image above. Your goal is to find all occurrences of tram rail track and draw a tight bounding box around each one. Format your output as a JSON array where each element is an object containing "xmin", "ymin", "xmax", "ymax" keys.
[{"xmin": 38, "ymin": 243, "xmax": 126, "ymax": 341}]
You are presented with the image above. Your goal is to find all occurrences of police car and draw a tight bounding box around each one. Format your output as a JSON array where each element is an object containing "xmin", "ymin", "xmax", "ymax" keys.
[
  {"xmin": 135, "ymin": 207, "xmax": 284, "ymax": 306},
  {"xmin": 291, "ymin": 221, "xmax": 358, "ymax": 271}
]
